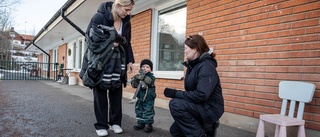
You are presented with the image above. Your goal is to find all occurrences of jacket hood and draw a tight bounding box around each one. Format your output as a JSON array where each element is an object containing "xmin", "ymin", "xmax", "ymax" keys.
[
  {"xmin": 97, "ymin": 2, "xmax": 131, "ymax": 26},
  {"xmin": 97, "ymin": 2, "xmax": 113, "ymax": 14},
  {"xmin": 183, "ymin": 53, "xmax": 218, "ymax": 69},
  {"xmin": 97, "ymin": 2, "xmax": 113, "ymax": 22},
  {"xmin": 199, "ymin": 53, "xmax": 218, "ymax": 68}
]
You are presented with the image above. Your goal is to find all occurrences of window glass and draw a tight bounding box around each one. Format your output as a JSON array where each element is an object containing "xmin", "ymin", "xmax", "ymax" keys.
[
  {"xmin": 157, "ymin": 7, "xmax": 186, "ymax": 71},
  {"xmin": 52, "ymin": 48, "xmax": 58, "ymax": 70},
  {"xmin": 78, "ymin": 40, "xmax": 83, "ymax": 69},
  {"xmin": 43, "ymin": 54, "xmax": 48, "ymax": 70},
  {"xmin": 73, "ymin": 42, "xmax": 76, "ymax": 68}
]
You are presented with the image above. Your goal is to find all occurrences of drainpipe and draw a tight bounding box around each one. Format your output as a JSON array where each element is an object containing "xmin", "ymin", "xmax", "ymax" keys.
[
  {"xmin": 61, "ymin": 6, "xmax": 85, "ymax": 36},
  {"xmin": 32, "ymin": 41, "xmax": 50, "ymax": 78}
]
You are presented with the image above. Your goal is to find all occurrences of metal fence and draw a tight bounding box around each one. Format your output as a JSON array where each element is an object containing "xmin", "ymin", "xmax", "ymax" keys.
[{"xmin": 0, "ymin": 60, "xmax": 58, "ymax": 80}]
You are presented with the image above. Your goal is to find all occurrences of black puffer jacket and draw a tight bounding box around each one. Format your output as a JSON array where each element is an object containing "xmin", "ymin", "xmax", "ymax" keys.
[
  {"xmin": 177, "ymin": 53, "xmax": 224, "ymax": 121},
  {"xmin": 80, "ymin": 2, "xmax": 135, "ymax": 86}
]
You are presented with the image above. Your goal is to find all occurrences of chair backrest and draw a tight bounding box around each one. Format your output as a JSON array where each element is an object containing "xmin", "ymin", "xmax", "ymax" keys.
[{"xmin": 278, "ymin": 81, "xmax": 316, "ymax": 119}]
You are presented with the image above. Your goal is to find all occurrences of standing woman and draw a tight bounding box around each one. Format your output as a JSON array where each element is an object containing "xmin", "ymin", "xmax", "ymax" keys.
[
  {"xmin": 164, "ymin": 35, "xmax": 224, "ymax": 137},
  {"xmin": 80, "ymin": 0, "xmax": 135, "ymax": 136}
]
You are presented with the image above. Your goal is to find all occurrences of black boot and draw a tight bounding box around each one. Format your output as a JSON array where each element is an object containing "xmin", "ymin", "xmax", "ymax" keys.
[
  {"xmin": 144, "ymin": 124, "xmax": 153, "ymax": 133},
  {"xmin": 133, "ymin": 123, "xmax": 145, "ymax": 130}
]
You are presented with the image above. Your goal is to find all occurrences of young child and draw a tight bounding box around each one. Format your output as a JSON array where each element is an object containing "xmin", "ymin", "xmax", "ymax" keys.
[{"xmin": 130, "ymin": 59, "xmax": 156, "ymax": 133}]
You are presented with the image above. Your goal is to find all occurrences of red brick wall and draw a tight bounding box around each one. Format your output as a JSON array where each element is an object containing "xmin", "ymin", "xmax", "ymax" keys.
[
  {"xmin": 131, "ymin": 9, "xmax": 152, "ymax": 63},
  {"xmin": 128, "ymin": 9, "xmax": 153, "ymax": 94},
  {"xmin": 129, "ymin": 0, "xmax": 320, "ymax": 130},
  {"xmin": 130, "ymin": 9, "xmax": 186, "ymax": 99},
  {"xmin": 186, "ymin": 0, "xmax": 320, "ymax": 130},
  {"xmin": 58, "ymin": 43, "xmax": 67, "ymax": 65}
]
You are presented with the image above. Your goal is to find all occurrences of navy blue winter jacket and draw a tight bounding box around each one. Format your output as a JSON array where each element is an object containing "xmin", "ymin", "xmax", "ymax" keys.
[{"xmin": 179, "ymin": 53, "xmax": 224, "ymax": 122}]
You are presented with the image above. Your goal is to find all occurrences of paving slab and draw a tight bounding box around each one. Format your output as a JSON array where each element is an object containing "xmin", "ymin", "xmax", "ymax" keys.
[{"xmin": 0, "ymin": 80, "xmax": 256, "ymax": 137}]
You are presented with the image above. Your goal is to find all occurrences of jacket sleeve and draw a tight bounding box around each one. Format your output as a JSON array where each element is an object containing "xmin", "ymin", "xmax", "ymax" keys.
[
  {"xmin": 175, "ymin": 62, "xmax": 218, "ymax": 103},
  {"xmin": 144, "ymin": 73, "xmax": 155, "ymax": 86},
  {"xmin": 86, "ymin": 12, "xmax": 105, "ymax": 35},
  {"xmin": 124, "ymin": 22, "xmax": 135, "ymax": 64}
]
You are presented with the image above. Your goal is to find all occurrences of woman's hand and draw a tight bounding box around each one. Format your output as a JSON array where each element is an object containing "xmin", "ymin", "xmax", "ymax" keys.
[
  {"xmin": 164, "ymin": 88, "xmax": 177, "ymax": 98},
  {"xmin": 114, "ymin": 42, "xmax": 119, "ymax": 47},
  {"xmin": 127, "ymin": 62, "xmax": 133, "ymax": 74}
]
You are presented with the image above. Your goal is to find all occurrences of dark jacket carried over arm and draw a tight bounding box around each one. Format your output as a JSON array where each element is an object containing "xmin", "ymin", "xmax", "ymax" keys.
[
  {"xmin": 80, "ymin": 2, "xmax": 135, "ymax": 87},
  {"xmin": 81, "ymin": 25, "xmax": 125, "ymax": 88}
]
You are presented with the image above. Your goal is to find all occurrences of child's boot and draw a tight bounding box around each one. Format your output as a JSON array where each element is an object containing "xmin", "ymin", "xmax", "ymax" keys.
[
  {"xmin": 144, "ymin": 124, "xmax": 153, "ymax": 133},
  {"xmin": 133, "ymin": 123, "xmax": 145, "ymax": 130}
]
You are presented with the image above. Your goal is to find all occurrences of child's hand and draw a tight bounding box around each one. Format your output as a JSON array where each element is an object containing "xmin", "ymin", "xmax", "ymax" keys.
[
  {"xmin": 143, "ymin": 76, "xmax": 152, "ymax": 85},
  {"xmin": 134, "ymin": 74, "xmax": 144, "ymax": 80}
]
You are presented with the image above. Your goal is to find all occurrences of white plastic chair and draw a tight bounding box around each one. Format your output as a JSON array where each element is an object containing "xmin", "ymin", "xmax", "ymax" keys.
[{"xmin": 256, "ymin": 81, "xmax": 316, "ymax": 137}]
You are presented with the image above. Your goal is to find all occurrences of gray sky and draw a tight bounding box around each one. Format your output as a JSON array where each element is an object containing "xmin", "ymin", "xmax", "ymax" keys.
[{"xmin": 13, "ymin": 0, "xmax": 67, "ymax": 35}]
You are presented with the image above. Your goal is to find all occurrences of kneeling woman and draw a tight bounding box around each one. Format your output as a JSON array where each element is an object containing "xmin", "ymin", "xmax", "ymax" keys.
[{"xmin": 164, "ymin": 35, "xmax": 224, "ymax": 137}]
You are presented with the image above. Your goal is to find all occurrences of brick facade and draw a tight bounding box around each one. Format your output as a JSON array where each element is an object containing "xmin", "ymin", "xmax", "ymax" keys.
[{"xmin": 129, "ymin": 0, "xmax": 320, "ymax": 131}]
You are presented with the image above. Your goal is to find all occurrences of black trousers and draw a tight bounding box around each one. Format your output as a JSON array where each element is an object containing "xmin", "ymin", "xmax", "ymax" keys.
[
  {"xmin": 93, "ymin": 85, "xmax": 123, "ymax": 130},
  {"xmin": 169, "ymin": 98, "xmax": 219, "ymax": 137}
]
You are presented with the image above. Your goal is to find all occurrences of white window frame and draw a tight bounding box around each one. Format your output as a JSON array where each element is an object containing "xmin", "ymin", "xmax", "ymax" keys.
[
  {"xmin": 72, "ymin": 41, "xmax": 77, "ymax": 69},
  {"xmin": 69, "ymin": 37, "xmax": 86, "ymax": 71},
  {"xmin": 66, "ymin": 36, "xmax": 86, "ymax": 71},
  {"xmin": 78, "ymin": 39, "xmax": 83, "ymax": 70},
  {"xmin": 43, "ymin": 52, "xmax": 49, "ymax": 70},
  {"xmin": 52, "ymin": 48, "xmax": 58, "ymax": 70},
  {"xmin": 150, "ymin": 1, "xmax": 186, "ymax": 80}
]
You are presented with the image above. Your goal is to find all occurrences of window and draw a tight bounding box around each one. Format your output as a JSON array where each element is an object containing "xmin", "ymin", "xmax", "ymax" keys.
[
  {"xmin": 52, "ymin": 48, "xmax": 58, "ymax": 70},
  {"xmin": 158, "ymin": 7, "xmax": 186, "ymax": 71},
  {"xmin": 72, "ymin": 42, "xmax": 76, "ymax": 68},
  {"xmin": 43, "ymin": 53, "xmax": 49, "ymax": 70},
  {"xmin": 71, "ymin": 38, "xmax": 85, "ymax": 71},
  {"xmin": 151, "ymin": 2, "xmax": 186, "ymax": 79},
  {"xmin": 78, "ymin": 40, "xmax": 83, "ymax": 69}
]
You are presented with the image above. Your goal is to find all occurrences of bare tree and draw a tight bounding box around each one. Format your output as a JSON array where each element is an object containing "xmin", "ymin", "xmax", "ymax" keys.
[
  {"xmin": 0, "ymin": 0, "xmax": 21, "ymax": 31},
  {"xmin": 0, "ymin": 10, "xmax": 12, "ymax": 31},
  {"xmin": 0, "ymin": 31, "xmax": 10, "ymax": 60},
  {"xmin": 0, "ymin": 0, "xmax": 20, "ymax": 8},
  {"xmin": 0, "ymin": 0, "xmax": 21, "ymax": 61}
]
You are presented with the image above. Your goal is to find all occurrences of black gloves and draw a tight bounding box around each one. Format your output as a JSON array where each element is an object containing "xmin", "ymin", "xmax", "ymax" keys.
[
  {"xmin": 164, "ymin": 88, "xmax": 177, "ymax": 98},
  {"xmin": 115, "ymin": 34, "xmax": 127, "ymax": 45}
]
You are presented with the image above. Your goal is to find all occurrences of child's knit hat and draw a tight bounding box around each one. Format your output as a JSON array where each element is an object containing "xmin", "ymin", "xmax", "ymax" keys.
[{"xmin": 140, "ymin": 59, "xmax": 153, "ymax": 71}]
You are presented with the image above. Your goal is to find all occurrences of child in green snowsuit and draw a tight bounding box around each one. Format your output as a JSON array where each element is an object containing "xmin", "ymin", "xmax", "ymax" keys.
[{"xmin": 130, "ymin": 59, "xmax": 156, "ymax": 133}]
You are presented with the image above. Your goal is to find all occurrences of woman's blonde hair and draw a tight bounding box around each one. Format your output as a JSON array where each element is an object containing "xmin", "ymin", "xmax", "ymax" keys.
[{"xmin": 112, "ymin": 0, "xmax": 135, "ymax": 20}]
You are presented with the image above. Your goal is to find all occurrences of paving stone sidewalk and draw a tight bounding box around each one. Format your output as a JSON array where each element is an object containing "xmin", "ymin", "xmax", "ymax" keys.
[{"xmin": 0, "ymin": 80, "xmax": 256, "ymax": 137}]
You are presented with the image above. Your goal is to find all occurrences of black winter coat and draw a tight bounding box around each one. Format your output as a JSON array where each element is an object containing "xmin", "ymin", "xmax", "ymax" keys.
[
  {"xmin": 86, "ymin": 2, "xmax": 134, "ymax": 64},
  {"xmin": 80, "ymin": 2, "xmax": 135, "ymax": 86},
  {"xmin": 177, "ymin": 53, "xmax": 224, "ymax": 121}
]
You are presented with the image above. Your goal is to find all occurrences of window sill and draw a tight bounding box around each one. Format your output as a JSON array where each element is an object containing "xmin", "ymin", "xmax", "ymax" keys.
[
  {"xmin": 71, "ymin": 69, "xmax": 80, "ymax": 72},
  {"xmin": 154, "ymin": 71, "xmax": 184, "ymax": 80}
]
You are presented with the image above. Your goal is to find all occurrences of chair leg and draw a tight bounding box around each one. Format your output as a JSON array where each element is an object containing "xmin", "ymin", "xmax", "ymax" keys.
[
  {"xmin": 275, "ymin": 125, "xmax": 280, "ymax": 137},
  {"xmin": 256, "ymin": 120, "xmax": 265, "ymax": 137},
  {"xmin": 278, "ymin": 126, "xmax": 286, "ymax": 137},
  {"xmin": 297, "ymin": 125, "xmax": 306, "ymax": 137}
]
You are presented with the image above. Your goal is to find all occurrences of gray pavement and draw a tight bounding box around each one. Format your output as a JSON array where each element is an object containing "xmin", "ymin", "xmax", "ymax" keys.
[{"xmin": 0, "ymin": 80, "xmax": 257, "ymax": 137}]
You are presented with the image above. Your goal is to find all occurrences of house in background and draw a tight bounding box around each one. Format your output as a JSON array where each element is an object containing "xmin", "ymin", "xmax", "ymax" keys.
[
  {"xmin": 20, "ymin": 34, "xmax": 34, "ymax": 49},
  {"xmin": 25, "ymin": 0, "xmax": 320, "ymax": 136},
  {"xmin": 11, "ymin": 31, "xmax": 37, "ymax": 62},
  {"xmin": 0, "ymin": 28, "xmax": 36, "ymax": 62}
]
